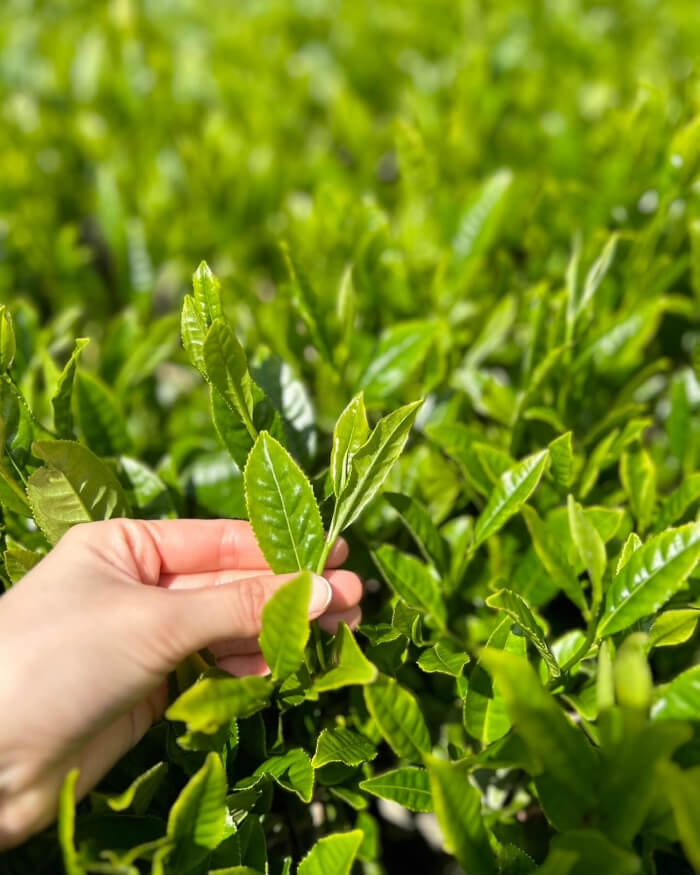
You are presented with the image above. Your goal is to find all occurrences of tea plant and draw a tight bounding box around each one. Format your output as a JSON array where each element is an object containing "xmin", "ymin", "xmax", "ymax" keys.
[{"xmin": 2, "ymin": 0, "xmax": 700, "ymax": 872}]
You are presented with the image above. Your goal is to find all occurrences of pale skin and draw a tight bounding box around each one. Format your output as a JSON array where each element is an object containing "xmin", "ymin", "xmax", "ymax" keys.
[{"xmin": 0, "ymin": 518, "xmax": 362, "ymax": 849}]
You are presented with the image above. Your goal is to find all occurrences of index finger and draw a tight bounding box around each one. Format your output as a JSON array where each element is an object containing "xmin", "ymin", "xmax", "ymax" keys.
[{"xmin": 138, "ymin": 519, "xmax": 348, "ymax": 574}]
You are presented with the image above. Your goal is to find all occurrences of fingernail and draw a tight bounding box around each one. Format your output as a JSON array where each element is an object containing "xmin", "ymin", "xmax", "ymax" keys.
[{"xmin": 309, "ymin": 575, "xmax": 332, "ymax": 615}]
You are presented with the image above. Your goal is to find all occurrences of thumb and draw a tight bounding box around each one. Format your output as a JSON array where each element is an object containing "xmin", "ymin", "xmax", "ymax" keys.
[{"xmin": 159, "ymin": 571, "xmax": 332, "ymax": 659}]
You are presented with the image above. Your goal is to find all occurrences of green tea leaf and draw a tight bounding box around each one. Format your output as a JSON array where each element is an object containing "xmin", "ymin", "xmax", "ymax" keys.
[
  {"xmin": 0, "ymin": 306, "xmax": 16, "ymax": 372},
  {"xmin": 297, "ymin": 830, "xmax": 363, "ymax": 875},
  {"xmin": 312, "ymin": 728, "xmax": 377, "ymax": 768},
  {"xmin": 426, "ymin": 422, "xmax": 493, "ymax": 496},
  {"xmin": 27, "ymin": 440, "xmax": 131, "ymax": 544},
  {"xmin": 652, "ymin": 664, "xmax": 700, "ymax": 721},
  {"xmin": 181, "ymin": 293, "xmax": 208, "ymax": 378},
  {"xmin": 310, "ymin": 623, "xmax": 377, "ymax": 694},
  {"xmin": 549, "ymin": 431, "xmax": 574, "ymax": 488},
  {"xmin": 578, "ymin": 233, "xmax": 619, "ymax": 318},
  {"xmin": 548, "ymin": 830, "xmax": 640, "ymax": 875},
  {"xmin": 335, "ymin": 400, "xmax": 421, "ymax": 532},
  {"xmin": 167, "ymin": 752, "xmax": 227, "ymax": 864},
  {"xmin": 245, "ymin": 432, "xmax": 324, "ymax": 573},
  {"xmin": 253, "ymin": 748, "xmax": 314, "ymax": 802},
  {"xmin": 426, "ymin": 755, "xmax": 497, "ymax": 875},
  {"xmin": 364, "ymin": 674, "xmax": 431, "ymax": 761},
  {"xmin": 472, "ymin": 449, "xmax": 549, "ymax": 549},
  {"xmin": 373, "ymin": 544, "xmax": 446, "ymax": 628},
  {"xmin": 0, "ymin": 463, "xmax": 32, "ymax": 516},
  {"xmin": 567, "ymin": 494, "xmax": 606, "ymax": 608},
  {"xmin": 4, "ymin": 544, "xmax": 42, "ymax": 584},
  {"xmin": 204, "ymin": 319, "xmax": 256, "ymax": 437},
  {"xmin": 486, "ymin": 589, "xmax": 560, "ymax": 678},
  {"xmin": 656, "ymin": 472, "xmax": 700, "ymax": 529},
  {"xmin": 359, "ymin": 320, "xmax": 438, "ymax": 401},
  {"xmin": 92, "ymin": 763, "xmax": 168, "ymax": 816},
  {"xmin": 51, "ymin": 337, "xmax": 89, "ymax": 438},
  {"xmin": 166, "ymin": 675, "xmax": 272, "ymax": 734},
  {"xmin": 360, "ymin": 767, "xmax": 433, "ymax": 812},
  {"xmin": 616, "ymin": 532, "xmax": 642, "ymax": 573},
  {"xmin": 330, "ymin": 393, "xmax": 369, "ymax": 497},
  {"xmin": 620, "ymin": 448, "xmax": 656, "ymax": 534},
  {"xmin": 259, "ymin": 572, "xmax": 312, "ymax": 680},
  {"xmin": 648, "ymin": 609, "xmax": 700, "ymax": 650},
  {"xmin": 385, "ymin": 491, "xmax": 451, "ymax": 575},
  {"xmin": 614, "ymin": 633, "xmax": 653, "ymax": 711},
  {"xmin": 599, "ymin": 523, "xmax": 700, "ymax": 637},
  {"xmin": 58, "ymin": 768, "xmax": 85, "ymax": 875},
  {"xmin": 76, "ymin": 370, "xmax": 131, "ymax": 456},
  {"xmin": 192, "ymin": 260, "xmax": 223, "ymax": 326},
  {"xmin": 658, "ymin": 762, "xmax": 700, "ymax": 871},
  {"xmin": 521, "ymin": 505, "xmax": 586, "ymax": 612},
  {"xmin": 417, "ymin": 640, "xmax": 469, "ymax": 677},
  {"xmin": 464, "ymin": 618, "xmax": 527, "ymax": 746}
]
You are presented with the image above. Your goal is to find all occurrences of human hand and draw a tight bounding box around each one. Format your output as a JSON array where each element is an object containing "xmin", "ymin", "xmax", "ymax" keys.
[{"xmin": 0, "ymin": 518, "xmax": 362, "ymax": 848}]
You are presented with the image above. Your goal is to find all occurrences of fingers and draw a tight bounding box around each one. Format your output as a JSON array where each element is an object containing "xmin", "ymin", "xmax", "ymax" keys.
[
  {"xmin": 136, "ymin": 518, "xmax": 347, "ymax": 575},
  {"xmin": 162, "ymin": 568, "xmax": 362, "ymax": 614},
  {"xmin": 318, "ymin": 606, "xmax": 362, "ymax": 634},
  {"xmin": 216, "ymin": 653, "xmax": 270, "ymax": 678},
  {"xmin": 162, "ymin": 572, "xmax": 332, "ymax": 654}
]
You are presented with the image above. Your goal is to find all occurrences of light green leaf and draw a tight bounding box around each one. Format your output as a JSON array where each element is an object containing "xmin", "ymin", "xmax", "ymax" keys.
[
  {"xmin": 364, "ymin": 674, "xmax": 431, "ymax": 761},
  {"xmin": 166, "ymin": 675, "xmax": 272, "ymax": 734},
  {"xmin": 181, "ymin": 293, "xmax": 208, "ymax": 377},
  {"xmin": 373, "ymin": 544, "xmax": 446, "ymax": 628},
  {"xmin": 486, "ymin": 588, "xmax": 560, "ymax": 678},
  {"xmin": 616, "ymin": 532, "xmax": 642, "ymax": 573},
  {"xmin": 51, "ymin": 337, "xmax": 89, "ymax": 438},
  {"xmin": 58, "ymin": 768, "xmax": 85, "ymax": 875},
  {"xmin": 648, "ymin": 609, "xmax": 700, "ymax": 650},
  {"xmin": 656, "ymin": 472, "xmax": 700, "ymax": 529},
  {"xmin": 426, "ymin": 422, "xmax": 493, "ymax": 496},
  {"xmin": 620, "ymin": 448, "xmax": 656, "ymax": 534},
  {"xmin": 658, "ymin": 762, "xmax": 700, "ymax": 871},
  {"xmin": 167, "ymin": 752, "xmax": 227, "ymax": 862},
  {"xmin": 330, "ymin": 393, "xmax": 369, "ymax": 497},
  {"xmin": 245, "ymin": 431, "xmax": 324, "ymax": 573},
  {"xmin": 4, "ymin": 544, "xmax": 42, "ymax": 584},
  {"xmin": 92, "ymin": 762, "xmax": 168, "ymax": 816},
  {"xmin": 473, "ymin": 449, "xmax": 549, "ymax": 549},
  {"xmin": 426, "ymin": 755, "xmax": 497, "ymax": 875},
  {"xmin": 312, "ymin": 727, "xmax": 377, "ymax": 768},
  {"xmin": 259, "ymin": 572, "xmax": 311, "ymax": 680},
  {"xmin": 0, "ymin": 464, "xmax": 32, "ymax": 516},
  {"xmin": 385, "ymin": 492, "xmax": 450, "ymax": 575},
  {"xmin": 76, "ymin": 370, "xmax": 131, "ymax": 456},
  {"xmin": 578, "ymin": 233, "xmax": 619, "ymax": 318},
  {"xmin": 479, "ymin": 649, "xmax": 597, "ymax": 829},
  {"xmin": 614, "ymin": 633, "xmax": 653, "ymax": 710},
  {"xmin": 599, "ymin": 522, "xmax": 700, "ymax": 637},
  {"xmin": 253, "ymin": 748, "xmax": 314, "ymax": 802},
  {"xmin": 360, "ymin": 767, "xmax": 433, "ymax": 813},
  {"xmin": 309, "ymin": 622, "xmax": 377, "ymax": 694},
  {"xmin": 204, "ymin": 319, "xmax": 256, "ymax": 437},
  {"xmin": 359, "ymin": 320, "xmax": 438, "ymax": 401},
  {"xmin": 192, "ymin": 260, "xmax": 223, "ymax": 326},
  {"xmin": 567, "ymin": 495, "xmax": 606, "ymax": 608},
  {"xmin": 652, "ymin": 664, "xmax": 700, "ymax": 721},
  {"xmin": 521, "ymin": 505, "xmax": 586, "ymax": 612},
  {"xmin": 549, "ymin": 431, "xmax": 574, "ymax": 488},
  {"xmin": 119, "ymin": 456, "xmax": 175, "ymax": 518},
  {"xmin": 417, "ymin": 640, "xmax": 469, "ymax": 677},
  {"xmin": 462, "ymin": 294, "xmax": 516, "ymax": 370},
  {"xmin": 281, "ymin": 241, "xmax": 333, "ymax": 363},
  {"xmin": 27, "ymin": 440, "xmax": 131, "ymax": 544},
  {"xmin": 335, "ymin": 400, "xmax": 421, "ymax": 532},
  {"xmin": 464, "ymin": 618, "xmax": 527, "ymax": 746},
  {"xmin": 0, "ymin": 306, "xmax": 16, "ymax": 372},
  {"xmin": 297, "ymin": 831, "xmax": 363, "ymax": 875}
]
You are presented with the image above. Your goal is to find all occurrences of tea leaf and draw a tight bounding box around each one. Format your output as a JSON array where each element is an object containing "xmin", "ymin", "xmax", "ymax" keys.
[
  {"xmin": 486, "ymin": 589, "xmax": 560, "ymax": 678},
  {"xmin": 310, "ymin": 622, "xmax": 377, "ymax": 694},
  {"xmin": 27, "ymin": 440, "xmax": 131, "ymax": 544},
  {"xmin": 75, "ymin": 370, "xmax": 131, "ymax": 456},
  {"xmin": 385, "ymin": 492, "xmax": 450, "ymax": 575},
  {"xmin": 599, "ymin": 523, "xmax": 700, "ymax": 636},
  {"xmin": 472, "ymin": 449, "xmax": 549, "ymax": 549},
  {"xmin": 204, "ymin": 319, "xmax": 256, "ymax": 437},
  {"xmin": 616, "ymin": 532, "xmax": 642, "ymax": 574},
  {"xmin": 92, "ymin": 763, "xmax": 168, "ymax": 816},
  {"xmin": 4, "ymin": 544, "xmax": 42, "ymax": 584},
  {"xmin": 426, "ymin": 755, "xmax": 498, "ymax": 875},
  {"xmin": 549, "ymin": 431, "xmax": 574, "ymax": 488},
  {"xmin": 312, "ymin": 728, "xmax": 377, "ymax": 768},
  {"xmin": 648, "ymin": 609, "xmax": 700, "ymax": 650},
  {"xmin": 417, "ymin": 640, "xmax": 469, "ymax": 677},
  {"xmin": 360, "ymin": 767, "xmax": 433, "ymax": 812},
  {"xmin": 521, "ymin": 505, "xmax": 586, "ymax": 612},
  {"xmin": 567, "ymin": 495, "xmax": 606, "ymax": 608},
  {"xmin": 330, "ymin": 393, "xmax": 369, "ymax": 497},
  {"xmin": 253, "ymin": 748, "xmax": 314, "ymax": 802},
  {"xmin": 166, "ymin": 676, "xmax": 272, "ymax": 734},
  {"xmin": 0, "ymin": 464, "xmax": 32, "ymax": 516},
  {"xmin": 259, "ymin": 572, "xmax": 312, "ymax": 680},
  {"xmin": 658, "ymin": 762, "xmax": 700, "ymax": 871},
  {"xmin": 244, "ymin": 432, "xmax": 324, "ymax": 573},
  {"xmin": 364, "ymin": 674, "xmax": 431, "ymax": 761},
  {"xmin": 373, "ymin": 544, "xmax": 446, "ymax": 628},
  {"xmin": 360, "ymin": 320, "xmax": 438, "ymax": 401},
  {"xmin": 192, "ymin": 260, "xmax": 223, "ymax": 326},
  {"xmin": 0, "ymin": 306, "xmax": 16, "ymax": 372},
  {"xmin": 334, "ymin": 400, "xmax": 421, "ymax": 532},
  {"xmin": 167, "ymin": 752, "xmax": 227, "ymax": 863},
  {"xmin": 656, "ymin": 472, "xmax": 700, "ymax": 529},
  {"xmin": 548, "ymin": 831, "xmax": 641, "ymax": 875},
  {"xmin": 51, "ymin": 338, "xmax": 89, "ymax": 438},
  {"xmin": 620, "ymin": 448, "xmax": 656, "ymax": 534},
  {"xmin": 297, "ymin": 830, "xmax": 364, "ymax": 875},
  {"xmin": 652, "ymin": 665, "xmax": 700, "ymax": 721}
]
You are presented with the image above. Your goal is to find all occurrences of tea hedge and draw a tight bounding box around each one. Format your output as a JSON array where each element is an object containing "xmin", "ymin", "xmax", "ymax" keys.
[{"xmin": 2, "ymin": 0, "xmax": 700, "ymax": 873}]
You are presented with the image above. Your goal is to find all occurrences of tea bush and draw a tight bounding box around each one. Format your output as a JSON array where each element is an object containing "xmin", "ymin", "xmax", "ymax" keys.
[{"xmin": 2, "ymin": 0, "xmax": 700, "ymax": 873}]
